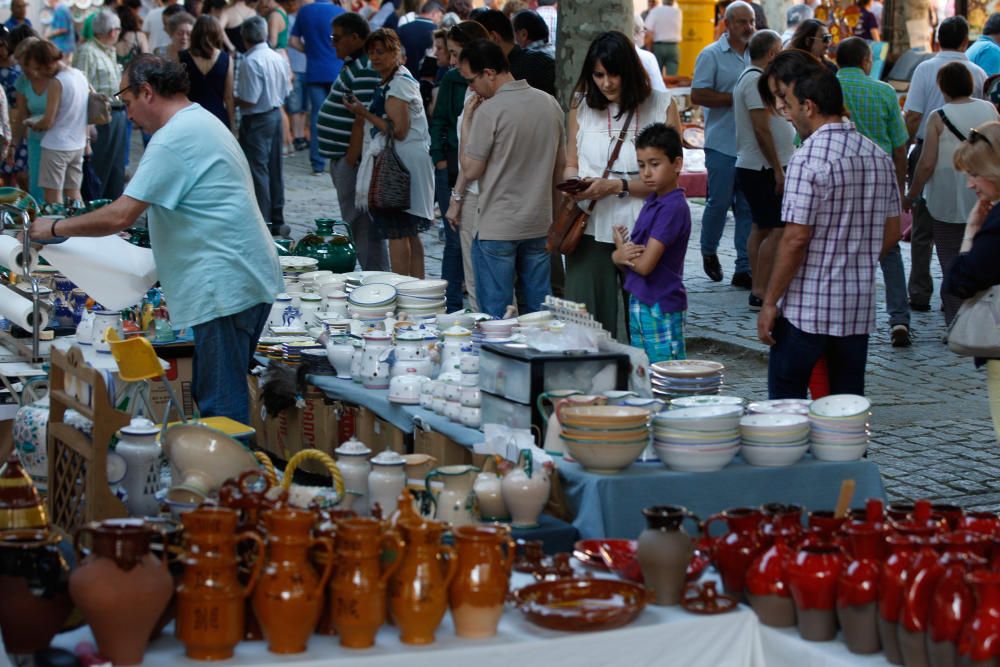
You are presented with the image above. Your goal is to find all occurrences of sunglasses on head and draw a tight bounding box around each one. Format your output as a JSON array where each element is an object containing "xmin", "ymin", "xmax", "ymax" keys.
[{"xmin": 970, "ymin": 128, "xmax": 994, "ymax": 148}]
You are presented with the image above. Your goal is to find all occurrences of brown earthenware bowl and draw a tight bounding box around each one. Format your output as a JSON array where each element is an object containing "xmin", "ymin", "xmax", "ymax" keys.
[{"xmin": 511, "ymin": 578, "xmax": 650, "ymax": 631}]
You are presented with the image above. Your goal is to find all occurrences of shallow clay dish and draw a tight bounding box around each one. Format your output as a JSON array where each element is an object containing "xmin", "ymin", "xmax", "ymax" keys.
[{"xmin": 512, "ymin": 578, "xmax": 650, "ymax": 632}]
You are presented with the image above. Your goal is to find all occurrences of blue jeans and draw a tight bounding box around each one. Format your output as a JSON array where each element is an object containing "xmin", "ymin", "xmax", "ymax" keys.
[
  {"xmin": 306, "ymin": 82, "xmax": 332, "ymax": 173},
  {"xmin": 472, "ymin": 235, "xmax": 551, "ymax": 319},
  {"xmin": 767, "ymin": 317, "xmax": 869, "ymax": 399},
  {"xmin": 880, "ymin": 242, "xmax": 910, "ymax": 327},
  {"xmin": 192, "ymin": 302, "xmax": 270, "ymax": 423},
  {"xmin": 701, "ymin": 148, "xmax": 753, "ymax": 274},
  {"xmin": 435, "ymin": 166, "xmax": 464, "ymax": 311}
]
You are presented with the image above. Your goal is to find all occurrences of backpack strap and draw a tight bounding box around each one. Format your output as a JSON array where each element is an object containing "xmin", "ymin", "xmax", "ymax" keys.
[{"xmin": 937, "ymin": 108, "xmax": 967, "ymax": 142}]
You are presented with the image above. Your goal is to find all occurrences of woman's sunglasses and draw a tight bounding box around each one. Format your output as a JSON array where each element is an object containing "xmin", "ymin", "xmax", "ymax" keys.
[{"xmin": 970, "ymin": 128, "xmax": 994, "ymax": 148}]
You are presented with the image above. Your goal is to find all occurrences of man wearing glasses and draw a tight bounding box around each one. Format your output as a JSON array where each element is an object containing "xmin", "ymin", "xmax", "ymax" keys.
[{"xmin": 27, "ymin": 54, "xmax": 282, "ymax": 425}]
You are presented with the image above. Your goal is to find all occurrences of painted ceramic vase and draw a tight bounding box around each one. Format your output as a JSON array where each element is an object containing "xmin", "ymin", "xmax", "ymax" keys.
[{"xmin": 702, "ymin": 507, "xmax": 765, "ymax": 596}]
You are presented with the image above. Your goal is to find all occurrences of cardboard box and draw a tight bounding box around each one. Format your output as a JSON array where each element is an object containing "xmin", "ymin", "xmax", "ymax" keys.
[
  {"xmin": 274, "ymin": 390, "xmax": 342, "ymax": 473},
  {"xmin": 355, "ymin": 407, "xmax": 407, "ymax": 454},
  {"xmin": 413, "ymin": 429, "xmax": 487, "ymax": 468},
  {"xmin": 146, "ymin": 355, "xmax": 194, "ymax": 423}
]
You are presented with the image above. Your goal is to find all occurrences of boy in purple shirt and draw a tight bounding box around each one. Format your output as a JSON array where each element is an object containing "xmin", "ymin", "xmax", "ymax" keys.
[{"xmin": 612, "ymin": 123, "xmax": 691, "ymax": 362}]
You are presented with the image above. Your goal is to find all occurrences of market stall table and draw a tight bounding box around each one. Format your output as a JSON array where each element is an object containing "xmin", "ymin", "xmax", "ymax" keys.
[{"xmin": 558, "ymin": 455, "xmax": 886, "ymax": 539}]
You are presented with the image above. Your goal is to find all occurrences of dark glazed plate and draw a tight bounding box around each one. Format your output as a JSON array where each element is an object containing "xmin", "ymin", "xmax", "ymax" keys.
[{"xmin": 512, "ymin": 578, "xmax": 650, "ymax": 632}]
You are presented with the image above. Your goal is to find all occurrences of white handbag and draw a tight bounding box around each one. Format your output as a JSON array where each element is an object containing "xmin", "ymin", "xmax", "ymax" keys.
[{"xmin": 946, "ymin": 286, "xmax": 1000, "ymax": 357}]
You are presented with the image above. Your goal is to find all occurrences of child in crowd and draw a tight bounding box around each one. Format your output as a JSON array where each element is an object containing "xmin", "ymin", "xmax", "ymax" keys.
[{"xmin": 612, "ymin": 122, "xmax": 691, "ymax": 363}]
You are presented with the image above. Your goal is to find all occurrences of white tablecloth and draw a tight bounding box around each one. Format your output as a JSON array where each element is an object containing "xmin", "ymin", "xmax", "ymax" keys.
[{"xmin": 760, "ymin": 625, "xmax": 894, "ymax": 666}]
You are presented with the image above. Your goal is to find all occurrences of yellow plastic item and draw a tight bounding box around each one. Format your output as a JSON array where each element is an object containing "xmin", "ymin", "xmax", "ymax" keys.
[
  {"xmin": 282, "ymin": 449, "xmax": 346, "ymax": 502},
  {"xmin": 105, "ymin": 328, "xmax": 164, "ymax": 383},
  {"xmin": 254, "ymin": 450, "xmax": 279, "ymax": 487},
  {"xmin": 678, "ymin": 0, "xmax": 716, "ymax": 78},
  {"xmin": 166, "ymin": 416, "xmax": 255, "ymax": 438}
]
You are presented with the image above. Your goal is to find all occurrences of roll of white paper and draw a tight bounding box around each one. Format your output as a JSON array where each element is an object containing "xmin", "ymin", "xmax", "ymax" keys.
[
  {"xmin": 39, "ymin": 235, "xmax": 158, "ymax": 310},
  {"xmin": 0, "ymin": 285, "xmax": 48, "ymax": 331},
  {"xmin": 0, "ymin": 234, "xmax": 39, "ymax": 273}
]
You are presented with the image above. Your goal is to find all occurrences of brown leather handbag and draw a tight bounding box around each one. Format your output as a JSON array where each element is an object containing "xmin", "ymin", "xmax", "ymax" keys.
[{"xmin": 547, "ymin": 108, "xmax": 635, "ymax": 255}]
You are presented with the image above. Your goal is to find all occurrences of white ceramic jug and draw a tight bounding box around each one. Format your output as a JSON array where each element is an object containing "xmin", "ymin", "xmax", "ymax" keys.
[
  {"xmin": 501, "ymin": 449, "xmax": 550, "ymax": 528},
  {"xmin": 92, "ymin": 310, "xmax": 122, "ymax": 354},
  {"xmin": 360, "ymin": 330, "xmax": 392, "ymax": 389},
  {"xmin": 334, "ymin": 436, "xmax": 372, "ymax": 516},
  {"xmin": 324, "ymin": 338, "xmax": 355, "ymax": 379},
  {"xmin": 536, "ymin": 391, "xmax": 606, "ymax": 454},
  {"xmin": 114, "ymin": 417, "xmax": 163, "ymax": 516},
  {"xmin": 473, "ymin": 458, "xmax": 507, "ymax": 521},
  {"xmin": 425, "ymin": 464, "xmax": 480, "ymax": 527},
  {"xmin": 367, "ymin": 449, "xmax": 406, "ymax": 517}
]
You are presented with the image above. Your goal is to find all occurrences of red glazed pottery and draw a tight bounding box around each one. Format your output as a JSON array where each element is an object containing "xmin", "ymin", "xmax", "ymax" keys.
[
  {"xmin": 637, "ymin": 505, "xmax": 700, "ymax": 606},
  {"xmin": 893, "ymin": 499, "xmax": 946, "ymax": 537},
  {"xmin": 805, "ymin": 510, "xmax": 847, "ymax": 549},
  {"xmin": 960, "ymin": 512, "xmax": 999, "ymax": 537},
  {"xmin": 958, "ymin": 570, "xmax": 1000, "ymax": 666},
  {"xmin": 837, "ymin": 523, "xmax": 883, "ymax": 655},
  {"xmin": 746, "ymin": 529, "xmax": 797, "ymax": 627},
  {"xmin": 0, "ymin": 529, "xmax": 72, "ymax": 654},
  {"xmin": 512, "ymin": 578, "xmax": 650, "ymax": 631},
  {"xmin": 879, "ymin": 534, "xmax": 920, "ymax": 665},
  {"xmin": 931, "ymin": 504, "xmax": 965, "ymax": 532},
  {"xmin": 759, "ymin": 503, "xmax": 804, "ymax": 548},
  {"xmin": 899, "ymin": 535, "xmax": 944, "ymax": 667},
  {"xmin": 786, "ymin": 542, "xmax": 843, "ymax": 641},
  {"xmin": 887, "ymin": 502, "xmax": 916, "ymax": 522},
  {"xmin": 928, "ymin": 551, "xmax": 986, "ymax": 667},
  {"xmin": 702, "ymin": 507, "xmax": 765, "ymax": 596}
]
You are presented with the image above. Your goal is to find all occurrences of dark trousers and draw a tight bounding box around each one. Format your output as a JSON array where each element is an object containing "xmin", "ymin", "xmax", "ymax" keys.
[
  {"xmin": 91, "ymin": 108, "xmax": 128, "ymax": 200},
  {"xmin": 768, "ymin": 317, "xmax": 869, "ymax": 399},
  {"xmin": 239, "ymin": 108, "xmax": 284, "ymax": 225},
  {"xmin": 435, "ymin": 152, "xmax": 464, "ymax": 312},
  {"xmin": 933, "ymin": 220, "xmax": 965, "ymax": 326}
]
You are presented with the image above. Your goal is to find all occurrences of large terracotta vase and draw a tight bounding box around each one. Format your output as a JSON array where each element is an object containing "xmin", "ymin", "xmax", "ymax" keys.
[
  {"xmin": 253, "ymin": 507, "xmax": 334, "ymax": 654},
  {"xmin": 176, "ymin": 507, "xmax": 265, "ymax": 661},
  {"xmin": 389, "ymin": 518, "xmax": 457, "ymax": 644},
  {"xmin": 637, "ymin": 505, "xmax": 698, "ymax": 606},
  {"xmin": 0, "ymin": 529, "xmax": 73, "ymax": 654},
  {"xmin": 449, "ymin": 524, "xmax": 515, "ymax": 638},
  {"xmin": 959, "ymin": 571, "xmax": 1000, "ymax": 667},
  {"xmin": 879, "ymin": 534, "xmax": 920, "ymax": 665},
  {"xmin": 70, "ymin": 521, "xmax": 174, "ymax": 666},
  {"xmin": 899, "ymin": 535, "xmax": 945, "ymax": 667},
  {"xmin": 329, "ymin": 517, "xmax": 402, "ymax": 648},
  {"xmin": 702, "ymin": 507, "xmax": 765, "ymax": 596},
  {"xmin": 928, "ymin": 550, "xmax": 987, "ymax": 667},
  {"xmin": 786, "ymin": 542, "xmax": 843, "ymax": 641},
  {"xmin": 836, "ymin": 523, "xmax": 883, "ymax": 655},
  {"xmin": 746, "ymin": 529, "xmax": 797, "ymax": 628}
]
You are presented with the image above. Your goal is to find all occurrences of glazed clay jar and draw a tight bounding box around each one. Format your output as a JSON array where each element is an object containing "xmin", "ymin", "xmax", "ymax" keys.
[
  {"xmin": 958, "ymin": 570, "xmax": 1000, "ymax": 667},
  {"xmin": 899, "ymin": 535, "xmax": 945, "ymax": 667},
  {"xmin": 0, "ymin": 529, "xmax": 73, "ymax": 654},
  {"xmin": 389, "ymin": 518, "xmax": 457, "ymax": 644},
  {"xmin": 746, "ymin": 530, "xmax": 797, "ymax": 628},
  {"xmin": 702, "ymin": 507, "xmax": 765, "ymax": 597},
  {"xmin": 368, "ymin": 449, "xmax": 407, "ymax": 518},
  {"xmin": 878, "ymin": 534, "xmax": 919, "ymax": 665},
  {"xmin": 70, "ymin": 521, "xmax": 174, "ymax": 666},
  {"xmin": 836, "ymin": 523, "xmax": 883, "ymax": 655},
  {"xmin": 928, "ymin": 550, "xmax": 986, "ymax": 667},
  {"xmin": 759, "ymin": 503, "xmax": 804, "ymax": 549},
  {"xmin": 449, "ymin": 525, "xmax": 515, "ymax": 638},
  {"xmin": 637, "ymin": 505, "xmax": 698, "ymax": 606},
  {"xmin": 786, "ymin": 542, "xmax": 843, "ymax": 641}
]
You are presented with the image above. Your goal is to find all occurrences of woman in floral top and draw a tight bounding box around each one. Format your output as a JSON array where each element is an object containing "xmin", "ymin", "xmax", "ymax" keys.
[{"xmin": 0, "ymin": 27, "xmax": 27, "ymax": 189}]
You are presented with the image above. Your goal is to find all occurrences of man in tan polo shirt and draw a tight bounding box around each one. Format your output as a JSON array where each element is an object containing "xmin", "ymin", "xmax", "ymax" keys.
[{"xmin": 455, "ymin": 39, "xmax": 566, "ymax": 319}]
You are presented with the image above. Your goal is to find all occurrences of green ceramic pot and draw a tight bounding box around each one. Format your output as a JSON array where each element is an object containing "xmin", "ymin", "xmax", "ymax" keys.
[{"xmin": 294, "ymin": 219, "xmax": 357, "ymax": 273}]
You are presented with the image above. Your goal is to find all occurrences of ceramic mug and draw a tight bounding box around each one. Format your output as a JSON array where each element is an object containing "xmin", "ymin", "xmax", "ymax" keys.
[
  {"xmin": 431, "ymin": 397, "xmax": 447, "ymax": 415},
  {"xmin": 459, "ymin": 406, "xmax": 481, "ymax": 428},
  {"xmin": 443, "ymin": 382, "xmax": 462, "ymax": 402},
  {"xmin": 459, "ymin": 372, "xmax": 479, "ymax": 387},
  {"xmin": 444, "ymin": 400, "xmax": 462, "ymax": 422},
  {"xmin": 459, "ymin": 355, "xmax": 479, "ymax": 374},
  {"xmin": 460, "ymin": 386, "xmax": 481, "ymax": 407}
]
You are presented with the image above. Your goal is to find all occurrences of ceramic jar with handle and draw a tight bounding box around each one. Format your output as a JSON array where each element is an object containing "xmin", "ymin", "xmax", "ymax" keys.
[
  {"xmin": 473, "ymin": 457, "xmax": 507, "ymax": 521},
  {"xmin": 92, "ymin": 309, "xmax": 122, "ymax": 353},
  {"xmin": 368, "ymin": 449, "xmax": 406, "ymax": 517},
  {"xmin": 501, "ymin": 449, "xmax": 550, "ymax": 528},
  {"xmin": 426, "ymin": 464, "xmax": 480, "ymax": 527},
  {"xmin": 70, "ymin": 521, "xmax": 174, "ymax": 666},
  {"xmin": 176, "ymin": 507, "xmax": 265, "ymax": 661},
  {"xmin": 0, "ymin": 529, "xmax": 73, "ymax": 654},
  {"xmin": 253, "ymin": 507, "xmax": 334, "ymax": 654},
  {"xmin": 745, "ymin": 529, "xmax": 798, "ymax": 628},
  {"xmin": 786, "ymin": 542, "xmax": 843, "ymax": 641},
  {"xmin": 329, "ymin": 518, "xmax": 403, "ymax": 648},
  {"xmin": 449, "ymin": 525, "xmax": 515, "ymax": 638},
  {"xmin": 114, "ymin": 418, "xmax": 163, "ymax": 517},
  {"xmin": 360, "ymin": 330, "xmax": 392, "ymax": 389},
  {"xmin": 389, "ymin": 518, "xmax": 457, "ymax": 644},
  {"xmin": 334, "ymin": 437, "xmax": 372, "ymax": 517},
  {"xmin": 702, "ymin": 506, "xmax": 766, "ymax": 597},
  {"xmin": 637, "ymin": 505, "xmax": 701, "ymax": 606},
  {"xmin": 928, "ymin": 548, "xmax": 987, "ymax": 667},
  {"xmin": 958, "ymin": 570, "xmax": 1000, "ymax": 666},
  {"xmin": 899, "ymin": 535, "xmax": 947, "ymax": 667}
]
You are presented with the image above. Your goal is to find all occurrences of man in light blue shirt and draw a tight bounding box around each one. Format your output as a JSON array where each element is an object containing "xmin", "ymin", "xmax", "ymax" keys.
[
  {"xmin": 236, "ymin": 17, "xmax": 293, "ymax": 235},
  {"xmin": 28, "ymin": 55, "xmax": 282, "ymax": 424},
  {"xmin": 967, "ymin": 13, "xmax": 1000, "ymax": 77},
  {"xmin": 691, "ymin": 0, "xmax": 755, "ymax": 287}
]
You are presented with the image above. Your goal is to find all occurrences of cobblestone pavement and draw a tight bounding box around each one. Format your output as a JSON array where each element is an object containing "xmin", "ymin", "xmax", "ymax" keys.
[{"xmin": 276, "ymin": 147, "xmax": 999, "ymax": 510}]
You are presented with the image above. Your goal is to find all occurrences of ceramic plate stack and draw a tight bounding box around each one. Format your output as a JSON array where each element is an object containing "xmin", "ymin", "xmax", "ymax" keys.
[
  {"xmin": 558, "ymin": 405, "xmax": 650, "ymax": 474},
  {"xmin": 651, "ymin": 406, "xmax": 742, "ymax": 472},
  {"xmin": 362, "ymin": 273, "xmax": 414, "ymax": 288},
  {"xmin": 808, "ymin": 394, "xmax": 871, "ymax": 462},
  {"xmin": 347, "ymin": 283, "xmax": 397, "ymax": 319},
  {"xmin": 279, "ymin": 256, "xmax": 319, "ymax": 276},
  {"xmin": 746, "ymin": 398, "xmax": 812, "ymax": 416},
  {"xmin": 282, "ymin": 340, "xmax": 323, "ymax": 365},
  {"xmin": 739, "ymin": 414, "xmax": 811, "ymax": 467},
  {"xmin": 650, "ymin": 360, "xmax": 725, "ymax": 399},
  {"xmin": 670, "ymin": 395, "xmax": 745, "ymax": 410},
  {"xmin": 300, "ymin": 348, "xmax": 336, "ymax": 376},
  {"xmin": 396, "ymin": 279, "xmax": 448, "ymax": 317}
]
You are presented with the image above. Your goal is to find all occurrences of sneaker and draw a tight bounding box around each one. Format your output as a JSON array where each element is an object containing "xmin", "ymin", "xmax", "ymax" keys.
[
  {"xmin": 891, "ymin": 324, "xmax": 913, "ymax": 347},
  {"xmin": 731, "ymin": 271, "xmax": 752, "ymax": 289},
  {"xmin": 312, "ymin": 170, "xmax": 325, "ymax": 176},
  {"xmin": 702, "ymin": 254, "xmax": 723, "ymax": 282},
  {"xmin": 293, "ymin": 138, "xmax": 308, "ymax": 151},
  {"xmin": 909, "ymin": 300, "xmax": 931, "ymax": 312},
  {"xmin": 748, "ymin": 294, "xmax": 763, "ymax": 311}
]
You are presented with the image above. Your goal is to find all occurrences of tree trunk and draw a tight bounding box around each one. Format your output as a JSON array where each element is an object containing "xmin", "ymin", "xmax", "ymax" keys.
[
  {"xmin": 884, "ymin": 0, "xmax": 933, "ymax": 56},
  {"xmin": 555, "ymin": 0, "xmax": 635, "ymax": 111}
]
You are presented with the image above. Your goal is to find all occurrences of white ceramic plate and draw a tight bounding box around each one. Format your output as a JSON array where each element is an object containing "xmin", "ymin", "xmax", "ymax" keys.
[
  {"xmin": 396, "ymin": 278, "xmax": 449, "ymax": 295},
  {"xmin": 348, "ymin": 283, "xmax": 398, "ymax": 306},
  {"xmin": 670, "ymin": 395, "xmax": 744, "ymax": 409},
  {"xmin": 651, "ymin": 359, "xmax": 725, "ymax": 378},
  {"xmin": 279, "ymin": 256, "xmax": 319, "ymax": 269},
  {"xmin": 809, "ymin": 394, "xmax": 872, "ymax": 418}
]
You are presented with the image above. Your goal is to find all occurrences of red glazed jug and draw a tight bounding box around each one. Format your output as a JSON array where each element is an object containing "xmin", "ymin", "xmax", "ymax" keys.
[
  {"xmin": 958, "ymin": 570, "xmax": 1000, "ymax": 665},
  {"xmin": 928, "ymin": 550, "xmax": 986, "ymax": 667},
  {"xmin": 759, "ymin": 503, "xmax": 804, "ymax": 549},
  {"xmin": 745, "ymin": 529, "xmax": 796, "ymax": 628},
  {"xmin": 786, "ymin": 542, "xmax": 843, "ymax": 641},
  {"xmin": 878, "ymin": 533, "xmax": 919, "ymax": 665},
  {"xmin": 836, "ymin": 523, "xmax": 882, "ymax": 655},
  {"xmin": 702, "ymin": 507, "xmax": 765, "ymax": 596},
  {"xmin": 898, "ymin": 535, "xmax": 944, "ymax": 667}
]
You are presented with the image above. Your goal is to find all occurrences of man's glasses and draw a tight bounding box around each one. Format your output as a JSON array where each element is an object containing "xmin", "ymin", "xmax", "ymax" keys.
[
  {"xmin": 970, "ymin": 128, "xmax": 994, "ymax": 148},
  {"xmin": 821, "ymin": 33, "xmax": 834, "ymax": 43}
]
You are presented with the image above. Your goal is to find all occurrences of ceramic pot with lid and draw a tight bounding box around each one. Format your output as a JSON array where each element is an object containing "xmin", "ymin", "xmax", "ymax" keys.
[
  {"xmin": 368, "ymin": 449, "xmax": 406, "ymax": 517},
  {"xmin": 334, "ymin": 437, "xmax": 372, "ymax": 517},
  {"xmin": 115, "ymin": 418, "xmax": 163, "ymax": 517}
]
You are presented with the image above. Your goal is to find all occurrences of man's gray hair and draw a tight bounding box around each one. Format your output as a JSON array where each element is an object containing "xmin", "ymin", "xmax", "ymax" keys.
[
  {"xmin": 725, "ymin": 0, "xmax": 754, "ymax": 22},
  {"xmin": 240, "ymin": 15, "xmax": 268, "ymax": 46},
  {"xmin": 92, "ymin": 10, "xmax": 121, "ymax": 36}
]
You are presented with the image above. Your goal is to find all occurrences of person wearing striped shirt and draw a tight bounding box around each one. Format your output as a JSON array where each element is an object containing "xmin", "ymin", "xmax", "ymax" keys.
[{"xmin": 317, "ymin": 12, "xmax": 388, "ymax": 270}]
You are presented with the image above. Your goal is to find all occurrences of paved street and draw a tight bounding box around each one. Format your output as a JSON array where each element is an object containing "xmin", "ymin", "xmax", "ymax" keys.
[{"xmin": 276, "ymin": 146, "xmax": 999, "ymax": 510}]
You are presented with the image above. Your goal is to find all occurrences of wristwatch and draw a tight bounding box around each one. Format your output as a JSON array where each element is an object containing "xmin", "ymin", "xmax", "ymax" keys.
[
  {"xmin": 616, "ymin": 178, "xmax": 629, "ymax": 199},
  {"xmin": 451, "ymin": 190, "xmax": 465, "ymax": 203}
]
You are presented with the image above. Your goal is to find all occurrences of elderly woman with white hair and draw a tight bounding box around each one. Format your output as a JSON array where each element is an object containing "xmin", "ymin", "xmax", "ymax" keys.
[{"xmin": 74, "ymin": 9, "xmax": 128, "ymax": 199}]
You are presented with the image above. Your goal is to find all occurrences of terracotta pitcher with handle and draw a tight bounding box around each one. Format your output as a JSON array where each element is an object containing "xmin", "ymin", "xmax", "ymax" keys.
[
  {"xmin": 536, "ymin": 391, "xmax": 605, "ymax": 454},
  {"xmin": 389, "ymin": 518, "xmax": 457, "ymax": 644},
  {"xmin": 449, "ymin": 524, "xmax": 515, "ymax": 638}
]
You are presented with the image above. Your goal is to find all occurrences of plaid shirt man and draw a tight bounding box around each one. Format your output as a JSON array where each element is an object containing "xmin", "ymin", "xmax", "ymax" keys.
[
  {"xmin": 780, "ymin": 122, "xmax": 901, "ymax": 337},
  {"xmin": 836, "ymin": 66, "xmax": 907, "ymax": 155}
]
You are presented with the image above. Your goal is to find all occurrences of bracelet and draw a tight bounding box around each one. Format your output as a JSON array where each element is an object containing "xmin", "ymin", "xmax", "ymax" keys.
[
  {"xmin": 50, "ymin": 219, "xmax": 58, "ymax": 238},
  {"xmin": 450, "ymin": 190, "xmax": 465, "ymax": 202}
]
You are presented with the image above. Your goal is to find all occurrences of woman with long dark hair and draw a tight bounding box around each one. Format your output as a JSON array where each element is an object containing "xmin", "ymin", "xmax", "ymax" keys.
[
  {"xmin": 180, "ymin": 15, "xmax": 234, "ymax": 130},
  {"xmin": 787, "ymin": 19, "xmax": 837, "ymax": 74}
]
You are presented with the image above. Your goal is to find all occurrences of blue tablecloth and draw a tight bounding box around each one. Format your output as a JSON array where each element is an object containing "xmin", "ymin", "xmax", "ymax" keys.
[
  {"xmin": 406, "ymin": 405, "xmax": 483, "ymax": 448},
  {"xmin": 558, "ymin": 454, "xmax": 886, "ymax": 540},
  {"xmin": 512, "ymin": 514, "xmax": 580, "ymax": 554}
]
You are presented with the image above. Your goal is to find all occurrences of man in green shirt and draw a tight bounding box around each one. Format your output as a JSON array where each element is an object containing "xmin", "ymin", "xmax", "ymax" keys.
[{"xmin": 836, "ymin": 37, "xmax": 912, "ymax": 347}]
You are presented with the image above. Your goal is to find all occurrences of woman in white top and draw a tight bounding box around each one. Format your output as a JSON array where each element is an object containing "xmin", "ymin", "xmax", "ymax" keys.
[
  {"xmin": 564, "ymin": 30, "xmax": 681, "ymax": 342},
  {"xmin": 346, "ymin": 28, "xmax": 435, "ymax": 278},
  {"xmin": 907, "ymin": 61, "xmax": 1000, "ymax": 326},
  {"xmin": 23, "ymin": 39, "xmax": 89, "ymax": 205}
]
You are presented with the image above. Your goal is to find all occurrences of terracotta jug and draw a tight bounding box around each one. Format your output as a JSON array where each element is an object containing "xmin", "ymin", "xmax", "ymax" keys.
[
  {"xmin": 176, "ymin": 507, "xmax": 265, "ymax": 661},
  {"xmin": 253, "ymin": 507, "xmax": 334, "ymax": 654},
  {"xmin": 899, "ymin": 535, "xmax": 946, "ymax": 667},
  {"xmin": 389, "ymin": 518, "xmax": 457, "ymax": 644},
  {"xmin": 70, "ymin": 521, "xmax": 174, "ymax": 665},
  {"xmin": 702, "ymin": 507, "xmax": 765, "ymax": 596},
  {"xmin": 836, "ymin": 523, "xmax": 883, "ymax": 655},
  {"xmin": 449, "ymin": 525, "xmax": 515, "ymax": 638},
  {"xmin": 637, "ymin": 505, "xmax": 699, "ymax": 606},
  {"xmin": 958, "ymin": 570, "xmax": 1000, "ymax": 666},
  {"xmin": 0, "ymin": 453, "xmax": 48, "ymax": 530},
  {"xmin": 928, "ymin": 550, "xmax": 986, "ymax": 667},
  {"xmin": 879, "ymin": 534, "xmax": 920, "ymax": 665},
  {"xmin": 329, "ymin": 517, "xmax": 403, "ymax": 648},
  {"xmin": 746, "ymin": 529, "xmax": 797, "ymax": 628},
  {"xmin": 0, "ymin": 529, "xmax": 73, "ymax": 654},
  {"xmin": 786, "ymin": 541, "xmax": 843, "ymax": 641}
]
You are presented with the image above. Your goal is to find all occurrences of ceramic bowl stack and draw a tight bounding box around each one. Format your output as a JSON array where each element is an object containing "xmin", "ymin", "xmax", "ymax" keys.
[
  {"xmin": 746, "ymin": 398, "xmax": 812, "ymax": 416},
  {"xmin": 347, "ymin": 283, "xmax": 397, "ymax": 319},
  {"xmin": 363, "ymin": 273, "xmax": 415, "ymax": 288},
  {"xmin": 279, "ymin": 256, "xmax": 319, "ymax": 277},
  {"xmin": 300, "ymin": 348, "xmax": 337, "ymax": 376},
  {"xmin": 651, "ymin": 406, "xmax": 742, "ymax": 472},
  {"xmin": 478, "ymin": 318, "xmax": 517, "ymax": 343},
  {"xmin": 558, "ymin": 405, "xmax": 650, "ymax": 474},
  {"xmin": 738, "ymin": 414, "xmax": 811, "ymax": 467},
  {"xmin": 395, "ymin": 279, "xmax": 449, "ymax": 317},
  {"xmin": 650, "ymin": 360, "xmax": 725, "ymax": 399},
  {"xmin": 808, "ymin": 394, "xmax": 872, "ymax": 462}
]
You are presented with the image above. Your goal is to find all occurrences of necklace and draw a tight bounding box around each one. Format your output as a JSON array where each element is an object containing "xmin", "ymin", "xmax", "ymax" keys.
[{"xmin": 607, "ymin": 105, "xmax": 639, "ymax": 138}]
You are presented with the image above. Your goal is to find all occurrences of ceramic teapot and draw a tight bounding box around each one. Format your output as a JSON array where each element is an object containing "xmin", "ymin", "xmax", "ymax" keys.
[
  {"xmin": 500, "ymin": 449, "xmax": 550, "ymax": 528},
  {"xmin": 425, "ymin": 465, "xmax": 480, "ymax": 527},
  {"xmin": 536, "ymin": 391, "xmax": 606, "ymax": 454},
  {"xmin": 360, "ymin": 330, "xmax": 392, "ymax": 390},
  {"xmin": 323, "ymin": 336, "xmax": 355, "ymax": 379},
  {"xmin": 293, "ymin": 219, "xmax": 357, "ymax": 274}
]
